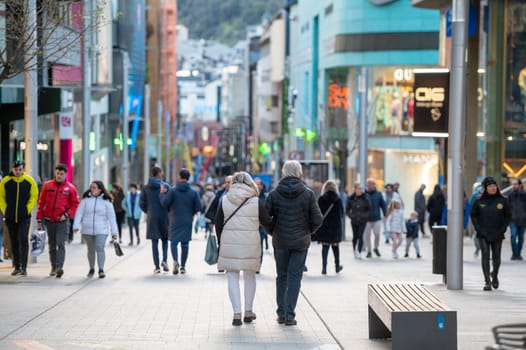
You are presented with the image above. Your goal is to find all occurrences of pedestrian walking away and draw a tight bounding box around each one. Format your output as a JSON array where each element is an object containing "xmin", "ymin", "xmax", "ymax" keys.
[
  {"xmin": 414, "ymin": 184, "xmax": 427, "ymax": 236},
  {"xmin": 468, "ymin": 183, "xmax": 483, "ymax": 258},
  {"xmin": 265, "ymin": 160, "xmax": 322, "ymax": 326},
  {"xmin": 385, "ymin": 199, "xmax": 404, "ymax": 259},
  {"xmin": 140, "ymin": 166, "xmax": 170, "ymax": 274},
  {"xmin": 36, "ymin": 163, "xmax": 80, "ymax": 278},
  {"xmin": 363, "ymin": 178, "xmax": 387, "ymax": 258},
  {"xmin": 214, "ymin": 172, "xmax": 272, "ymax": 326},
  {"xmin": 73, "ymin": 181, "xmax": 119, "ymax": 278},
  {"xmin": 470, "ymin": 176, "xmax": 511, "ymax": 291},
  {"xmin": 200, "ymin": 183, "xmax": 216, "ymax": 238},
  {"xmin": 315, "ymin": 180, "xmax": 344, "ymax": 275},
  {"xmin": 346, "ymin": 182, "xmax": 371, "ymax": 259},
  {"xmin": 159, "ymin": 168, "xmax": 201, "ymax": 275},
  {"xmin": 405, "ymin": 211, "xmax": 422, "ymax": 258},
  {"xmin": 204, "ymin": 175, "xmax": 232, "ymax": 273},
  {"xmin": 508, "ymin": 178, "xmax": 526, "ymax": 260},
  {"xmin": 204, "ymin": 175, "xmax": 232, "ymax": 225},
  {"xmin": 0, "ymin": 160, "xmax": 39, "ymax": 276},
  {"xmin": 110, "ymin": 184, "xmax": 125, "ymax": 244},
  {"xmin": 123, "ymin": 183, "xmax": 142, "ymax": 246},
  {"xmin": 254, "ymin": 178, "xmax": 269, "ymax": 267},
  {"xmin": 427, "ymin": 184, "xmax": 445, "ymax": 234}
]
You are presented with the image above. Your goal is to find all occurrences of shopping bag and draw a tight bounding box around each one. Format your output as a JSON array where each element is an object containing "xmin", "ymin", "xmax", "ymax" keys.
[
  {"xmin": 204, "ymin": 234, "xmax": 218, "ymax": 265},
  {"xmin": 114, "ymin": 241, "xmax": 124, "ymax": 257},
  {"xmin": 30, "ymin": 230, "xmax": 47, "ymax": 257}
]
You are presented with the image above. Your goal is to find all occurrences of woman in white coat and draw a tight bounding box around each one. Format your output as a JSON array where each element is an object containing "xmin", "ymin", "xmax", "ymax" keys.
[
  {"xmin": 73, "ymin": 181, "xmax": 118, "ymax": 278},
  {"xmin": 214, "ymin": 172, "xmax": 272, "ymax": 326}
]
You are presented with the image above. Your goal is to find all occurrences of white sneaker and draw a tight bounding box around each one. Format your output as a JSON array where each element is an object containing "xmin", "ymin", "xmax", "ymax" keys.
[
  {"xmin": 393, "ymin": 251, "xmax": 398, "ymax": 259},
  {"xmin": 354, "ymin": 250, "xmax": 362, "ymax": 259}
]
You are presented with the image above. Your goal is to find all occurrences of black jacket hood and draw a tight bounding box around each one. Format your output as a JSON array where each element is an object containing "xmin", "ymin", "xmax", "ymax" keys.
[{"xmin": 276, "ymin": 176, "xmax": 306, "ymax": 199}]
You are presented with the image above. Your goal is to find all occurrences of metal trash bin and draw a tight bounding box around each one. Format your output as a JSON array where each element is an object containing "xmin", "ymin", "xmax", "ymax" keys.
[{"xmin": 432, "ymin": 225, "xmax": 447, "ymax": 283}]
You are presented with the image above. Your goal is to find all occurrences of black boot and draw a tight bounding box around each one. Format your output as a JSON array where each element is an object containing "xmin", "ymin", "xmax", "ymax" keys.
[
  {"xmin": 491, "ymin": 271, "xmax": 499, "ymax": 289},
  {"xmin": 332, "ymin": 245, "xmax": 343, "ymax": 273},
  {"xmin": 321, "ymin": 245, "xmax": 329, "ymax": 275},
  {"xmin": 483, "ymin": 274, "xmax": 492, "ymax": 291}
]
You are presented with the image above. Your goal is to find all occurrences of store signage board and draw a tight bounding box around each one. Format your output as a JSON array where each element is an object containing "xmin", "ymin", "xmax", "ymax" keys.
[{"xmin": 412, "ymin": 69, "xmax": 449, "ymax": 137}]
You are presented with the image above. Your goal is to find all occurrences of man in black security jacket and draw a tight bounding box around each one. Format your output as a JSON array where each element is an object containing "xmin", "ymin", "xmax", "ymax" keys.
[
  {"xmin": 0, "ymin": 160, "xmax": 39, "ymax": 276},
  {"xmin": 470, "ymin": 176, "xmax": 511, "ymax": 291},
  {"xmin": 265, "ymin": 160, "xmax": 322, "ymax": 326}
]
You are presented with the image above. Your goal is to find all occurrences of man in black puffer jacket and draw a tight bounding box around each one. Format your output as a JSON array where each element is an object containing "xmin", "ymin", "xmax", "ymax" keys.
[
  {"xmin": 265, "ymin": 160, "xmax": 322, "ymax": 326},
  {"xmin": 470, "ymin": 176, "xmax": 511, "ymax": 291}
]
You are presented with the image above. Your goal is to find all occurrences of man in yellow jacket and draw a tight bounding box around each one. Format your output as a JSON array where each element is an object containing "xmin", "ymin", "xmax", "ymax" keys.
[{"xmin": 0, "ymin": 160, "xmax": 39, "ymax": 276}]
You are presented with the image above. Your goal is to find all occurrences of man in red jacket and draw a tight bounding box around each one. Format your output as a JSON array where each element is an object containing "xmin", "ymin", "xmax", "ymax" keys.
[{"xmin": 37, "ymin": 164, "xmax": 80, "ymax": 278}]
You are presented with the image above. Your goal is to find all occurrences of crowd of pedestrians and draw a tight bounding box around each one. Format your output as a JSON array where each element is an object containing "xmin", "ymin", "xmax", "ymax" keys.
[{"xmin": 0, "ymin": 157, "xmax": 524, "ymax": 325}]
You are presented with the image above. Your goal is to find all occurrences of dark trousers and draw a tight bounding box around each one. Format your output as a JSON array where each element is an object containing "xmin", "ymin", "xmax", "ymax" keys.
[
  {"xmin": 321, "ymin": 244, "xmax": 340, "ymax": 271},
  {"xmin": 151, "ymin": 238, "xmax": 168, "ymax": 268},
  {"xmin": 46, "ymin": 220, "xmax": 69, "ymax": 269},
  {"xmin": 127, "ymin": 218, "xmax": 140, "ymax": 243},
  {"xmin": 274, "ymin": 248, "xmax": 308, "ymax": 318},
  {"xmin": 419, "ymin": 221, "xmax": 426, "ymax": 235},
  {"xmin": 351, "ymin": 222, "xmax": 366, "ymax": 252},
  {"xmin": 259, "ymin": 227, "xmax": 268, "ymax": 264},
  {"xmin": 116, "ymin": 212, "xmax": 125, "ymax": 240},
  {"xmin": 6, "ymin": 217, "xmax": 30, "ymax": 270},
  {"xmin": 170, "ymin": 240, "xmax": 189, "ymax": 267},
  {"xmin": 479, "ymin": 237, "xmax": 503, "ymax": 283}
]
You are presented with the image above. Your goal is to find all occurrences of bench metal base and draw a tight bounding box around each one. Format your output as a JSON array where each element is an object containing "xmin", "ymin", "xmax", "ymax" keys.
[{"xmin": 369, "ymin": 307, "xmax": 457, "ymax": 350}]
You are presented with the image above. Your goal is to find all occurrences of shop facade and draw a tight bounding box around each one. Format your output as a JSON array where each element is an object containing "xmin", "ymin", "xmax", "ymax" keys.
[{"xmin": 290, "ymin": 0, "xmax": 442, "ymax": 202}]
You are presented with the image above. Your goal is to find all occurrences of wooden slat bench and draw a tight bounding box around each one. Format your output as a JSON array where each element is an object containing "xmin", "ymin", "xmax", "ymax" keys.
[{"xmin": 368, "ymin": 283, "xmax": 457, "ymax": 350}]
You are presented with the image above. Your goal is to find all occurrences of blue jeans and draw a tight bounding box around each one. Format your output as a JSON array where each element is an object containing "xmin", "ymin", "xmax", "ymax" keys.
[
  {"xmin": 170, "ymin": 240, "xmax": 189, "ymax": 267},
  {"xmin": 274, "ymin": 248, "xmax": 308, "ymax": 318},
  {"xmin": 510, "ymin": 223, "xmax": 525, "ymax": 257}
]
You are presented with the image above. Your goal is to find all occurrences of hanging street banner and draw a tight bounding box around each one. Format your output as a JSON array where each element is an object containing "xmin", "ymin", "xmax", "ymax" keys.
[{"xmin": 413, "ymin": 71, "xmax": 449, "ymax": 136}]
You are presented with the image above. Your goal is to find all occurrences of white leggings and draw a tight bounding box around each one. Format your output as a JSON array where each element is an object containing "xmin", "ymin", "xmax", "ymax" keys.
[{"xmin": 227, "ymin": 270, "xmax": 256, "ymax": 314}]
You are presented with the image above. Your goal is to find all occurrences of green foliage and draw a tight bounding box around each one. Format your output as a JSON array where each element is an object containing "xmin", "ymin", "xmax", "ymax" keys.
[{"xmin": 177, "ymin": 0, "xmax": 282, "ymax": 45}]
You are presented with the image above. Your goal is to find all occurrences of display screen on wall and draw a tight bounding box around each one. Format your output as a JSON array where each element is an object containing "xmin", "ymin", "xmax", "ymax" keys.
[
  {"xmin": 326, "ymin": 69, "xmax": 349, "ymax": 140},
  {"xmin": 413, "ymin": 71, "xmax": 449, "ymax": 136}
]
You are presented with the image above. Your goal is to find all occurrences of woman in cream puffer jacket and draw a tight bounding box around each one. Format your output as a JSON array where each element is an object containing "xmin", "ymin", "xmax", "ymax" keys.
[{"xmin": 214, "ymin": 172, "xmax": 272, "ymax": 326}]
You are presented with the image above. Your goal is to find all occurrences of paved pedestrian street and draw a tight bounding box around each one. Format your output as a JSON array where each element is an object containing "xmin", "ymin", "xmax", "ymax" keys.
[{"xmin": 1, "ymin": 222, "xmax": 525, "ymax": 349}]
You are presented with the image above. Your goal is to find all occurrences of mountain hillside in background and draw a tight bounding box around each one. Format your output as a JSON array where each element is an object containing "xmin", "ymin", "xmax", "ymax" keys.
[{"xmin": 177, "ymin": 0, "xmax": 282, "ymax": 45}]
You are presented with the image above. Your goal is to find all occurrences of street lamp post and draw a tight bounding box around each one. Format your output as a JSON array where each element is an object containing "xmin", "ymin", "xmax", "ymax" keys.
[
  {"xmin": 82, "ymin": 0, "xmax": 92, "ymax": 191},
  {"xmin": 24, "ymin": 0, "xmax": 38, "ymax": 264},
  {"xmin": 358, "ymin": 67, "xmax": 368, "ymax": 186},
  {"xmin": 144, "ymin": 84, "xmax": 150, "ymax": 184},
  {"xmin": 447, "ymin": 0, "xmax": 469, "ymax": 291},
  {"xmin": 122, "ymin": 51, "xmax": 130, "ymax": 192}
]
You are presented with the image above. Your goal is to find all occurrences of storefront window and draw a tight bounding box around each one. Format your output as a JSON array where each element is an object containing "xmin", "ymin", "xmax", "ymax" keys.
[
  {"xmin": 505, "ymin": 0, "xmax": 526, "ymax": 176},
  {"xmin": 369, "ymin": 67, "xmax": 415, "ymax": 136}
]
